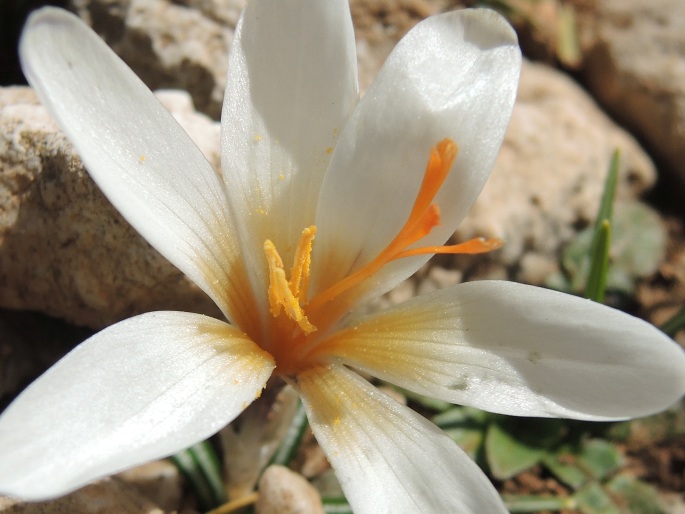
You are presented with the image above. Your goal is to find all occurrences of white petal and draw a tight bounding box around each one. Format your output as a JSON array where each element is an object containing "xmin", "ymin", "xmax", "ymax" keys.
[
  {"xmin": 312, "ymin": 9, "xmax": 521, "ymax": 300},
  {"xmin": 326, "ymin": 281, "xmax": 685, "ymax": 421},
  {"xmin": 19, "ymin": 8, "xmax": 252, "ymax": 326},
  {"xmin": 221, "ymin": 0, "xmax": 358, "ymax": 316},
  {"xmin": 0, "ymin": 312, "xmax": 274, "ymax": 501},
  {"xmin": 293, "ymin": 364, "xmax": 506, "ymax": 514}
]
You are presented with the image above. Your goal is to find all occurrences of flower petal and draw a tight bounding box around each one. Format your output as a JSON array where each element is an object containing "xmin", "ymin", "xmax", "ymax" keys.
[
  {"xmin": 293, "ymin": 364, "xmax": 507, "ymax": 514},
  {"xmin": 312, "ymin": 9, "xmax": 521, "ymax": 300},
  {"xmin": 19, "ymin": 8, "xmax": 252, "ymax": 326},
  {"xmin": 0, "ymin": 312, "xmax": 274, "ymax": 501},
  {"xmin": 221, "ymin": 0, "xmax": 358, "ymax": 314},
  {"xmin": 323, "ymin": 281, "xmax": 685, "ymax": 421}
]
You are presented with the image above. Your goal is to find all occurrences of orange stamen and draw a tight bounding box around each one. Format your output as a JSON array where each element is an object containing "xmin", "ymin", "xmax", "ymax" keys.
[
  {"xmin": 392, "ymin": 236, "xmax": 504, "ymax": 260},
  {"xmin": 265, "ymin": 138, "xmax": 504, "ymax": 358},
  {"xmin": 308, "ymin": 138, "xmax": 474, "ymax": 312}
]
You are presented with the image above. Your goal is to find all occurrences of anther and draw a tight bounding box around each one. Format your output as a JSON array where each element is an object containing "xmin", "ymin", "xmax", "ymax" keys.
[{"xmin": 264, "ymin": 228, "xmax": 317, "ymax": 334}]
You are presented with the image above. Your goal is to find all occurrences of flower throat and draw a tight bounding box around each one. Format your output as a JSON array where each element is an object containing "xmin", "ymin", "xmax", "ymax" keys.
[{"xmin": 263, "ymin": 138, "xmax": 502, "ymax": 336}]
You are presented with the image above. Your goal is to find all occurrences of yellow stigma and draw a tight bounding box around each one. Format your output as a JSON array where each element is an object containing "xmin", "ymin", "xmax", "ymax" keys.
[{"xmin": 264, "ymin": 226, "xmax": 317, "ymax": 334}]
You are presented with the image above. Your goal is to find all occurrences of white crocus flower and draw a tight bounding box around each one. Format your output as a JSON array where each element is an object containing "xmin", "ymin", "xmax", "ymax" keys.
[{"xmin": 2, "ymin": 2, "xmax": 684, "ymax": 512}]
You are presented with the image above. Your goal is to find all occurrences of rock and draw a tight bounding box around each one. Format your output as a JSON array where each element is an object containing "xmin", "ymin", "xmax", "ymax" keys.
[
  {"xmin": 70, "ymin": 0, "xmax": 239, "ymax": 119},
  {"xmin": 255, "ymin": 465, "xmax": 323, "ymax": 514},
  {"xmin": 415, "ymin": 266, "xmax": 462, "ymax": 295},
  {"xmin": 350, "ymin": 0, "xmax": 437, "ymax": 92},
  {"xmin": 155, "ymin": 90, "xmax": 222, "ymax": 173},
  {"xmin": 68, "ymin": 0, "xmax": 439, "ymax": 112},
  {"xmin": 173, "ymin": 0, "xmax": 246, "ymax": 28},
  {"xmin": 574, "ymin": 0, "xmax": 685, "ymax": 192},
  {"xmin": 456, "ymin": 60, "xmax": 658, "ymax": 285},
  {"xmin": 0, "ymin": 478, "xmax": 164, "ymax": 513},
  {"xmin": 0, "ymin": 86, "xmax": 221, "ymax": 329},
  {"xmin": 116, "ymin": 461, "xmax": 184, "ymax": 513}
]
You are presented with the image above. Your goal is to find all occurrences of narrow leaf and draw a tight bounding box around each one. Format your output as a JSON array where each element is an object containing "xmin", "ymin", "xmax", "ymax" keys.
[
  {"xmin": 585, "ymin": 150, "xmax": 619, "ymax": 302},
  {"xmin": 189, "ymin": 440, "xmax": 226, "ymax": 505},
  {"xmin": 503, "ymin": 494, "xmax": 576, "ymax": 512},
  {"xmin": 660, "ymin": 306, "xmax": 685, "ymax": 336},
  {"xmin": 171, "ymin": 447, "xmax": 221, "ymax": 511},
  {"xmin": 557, "ymin": 3, "xmax": 582, "ymax": 68},
  {"xmin": 585, "ymin": 220, "xmax": 612, "ymax": 303},
  {"xmin": 322, "ymin": 497, "xmax": 353, "ymax": 514},
  {"xmin": 595, "ymin": 150, "xmax": 620, "ymax": 227},
  {"xmin": 268, "ymin": 400, "xmax": 308, "ymax": 467}
]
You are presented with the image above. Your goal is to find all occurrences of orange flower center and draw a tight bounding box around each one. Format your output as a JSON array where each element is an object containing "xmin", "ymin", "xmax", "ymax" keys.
[{"xmin": 263, "ymin": 138, "xmax": 502, "ymax": 375}]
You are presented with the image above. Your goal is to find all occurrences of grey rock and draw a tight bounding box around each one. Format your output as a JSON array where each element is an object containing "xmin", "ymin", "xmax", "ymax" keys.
[
  {"xmin": 0, "ymin": 478, "xmax": 163, "ymax": 513},
  {"xmin": 256, "ymin": 465, "xmax": 323, "ymax": 514},
  {"xmin": 116, "ymin": 461, "xmax": 183, "ymax": 513},
  {"xmin": 70, "ymin": 0, "xmax": 239, "ymax": 119},
  {"xmin": 577, "ymin": 0, "xmax": 685, "ymax": 192}
]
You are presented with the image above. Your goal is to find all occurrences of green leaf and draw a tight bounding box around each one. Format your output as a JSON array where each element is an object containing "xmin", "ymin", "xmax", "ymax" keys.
[
  {"xmin": 190, "ymin": 440, "xmax": 226, "ymax": 505},
  {"xmin": 585, "ymin": 220, "xmax": 612, "ymax": 302},
  {"xmin": 485, "ymin": 418, "xmax": 565, "ymax": 479},
  {"xmin": 595, "ymin": 150, "xmax": 620, "ymax": 228},
  {"xmin": 503, "ymin": 494, "xmax": 577, "ymax": 512},
  {"xmin": 577, "ymin": 439, "xmax": 623, "ymax": 481},
  {"xmin": 171, "ymin": 443, "xmax": 224, "ymax": 511},
  {"xmin": 610, "ymin": 202, "xmax": 666, "ymax": 278},
  {"xmin": 548, "ymin": 201, "xmax": 666, "ymax": 297},
  {"xmin": 573, "ymin": 482, "xmax": 620, "ymax": 514},
  {"xmin": 660, "ymin": 305, "xmax": 685, "ymax": 337},
  {"xmin": 548, "ymin": 150, "xmax": 667, "ymax": 298},
  {"xmin": 322, "ymin": 497, "xmax": 353, "ymax": 514},
  {"xmin": 557, "ymin": 3, "xmax": 582, "ymax": 68},
  {"xmin": 543, "ymin": 451, "xmax": 588, "ymax": 490},
  {"xmin": 268, "ymin": 400, "xmax": 308, "ymax": 467},
  {"xmin": 585, "ymin": 150, "xmax": 619, "ymax": 302},
  {"xmin": 443, "ymin": 427, "xmax": 485, "ymax": 459},
  {"xmin": 432, "ymin": 407, "xmax": 488, "ymax": 459},
  {"xmin": 606, "ymin": 474, "xmax": 667, "ymax": 514},
  {"xmin": 432, "ymin": 406, "xmax": 489, "ymax": 428}
]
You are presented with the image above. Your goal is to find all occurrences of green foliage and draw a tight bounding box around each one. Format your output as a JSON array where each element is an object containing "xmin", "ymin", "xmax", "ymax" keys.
[
  {"xmin": 432, "ymin": 406, "xmax": 488, "ymax": 459},
  {"xmin": 547, "ymin": 151, "xmax": 666, "ymax": 300},
  {"xmin": 607, "ymin": 475, "xmax": 667, "ymax": 514},
  {"xmin": 268, "ymin": 400, "xmax": 308, "ymax": 467},
  {"xmin": 321, "ymin": 497, "xmax": 353, "ymax": 514},
  {"xmin": 485, "ymin": 418, "xmax": 565, "ymax": 479},
  {"xmin": 431, "ymin": 400, "xmax": 667, "ymax": 513},
  {"xmin": 661, "ymin": 306, "xmax": 685, "ymax": 337},
  {"xmin": 170, "ymin": 441, "xmax": 226, "ymax": 511}
]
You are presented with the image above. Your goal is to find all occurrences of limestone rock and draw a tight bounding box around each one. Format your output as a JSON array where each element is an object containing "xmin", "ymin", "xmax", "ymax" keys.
[
  {"xmin": 70, "ymin": 0, "xmax": 239, "ymax": 119},
  {"xmin": 457, "ymin": 60, "xmax": 657, "ymax": 284},
  {"xmin": 351, "ymin": 0, "xmax": 438, "ymax": 92},
  {"xmin": 0, "ymin": 478, "xmax": 163, "ymax": 513},
  {"xmin": 256, "ymin": 465, "xmax": 323, "ymax": 514},
  {"xmin": 173, "ymin": 0, "xmax": 246, "ymax": 28},
  {"xmin": 0, "ymin": 86, "xmax": 221, "ymax": 329},
  {"xmin": 575, "ymin": 0, "xmax": 685, "ymax": 191},
  {"xmin": 116, "ymin": 461, "xmax": 184, "ymax": 513},
  {"xmin": 155, "ymin": 89, "xmax": 222, "ymax": 173},
  {"xmin": 68, "ymin": 0, "xmax": 437, "ymax": 114}
]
